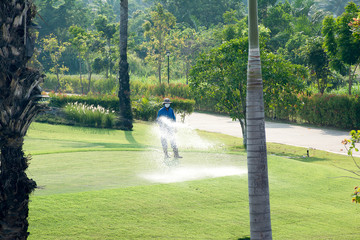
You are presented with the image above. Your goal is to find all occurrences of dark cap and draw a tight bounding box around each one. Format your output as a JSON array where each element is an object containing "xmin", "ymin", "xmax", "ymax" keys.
[{"xmin": 162, "ymin": 98, "xmax": 172, "ymax": 104}]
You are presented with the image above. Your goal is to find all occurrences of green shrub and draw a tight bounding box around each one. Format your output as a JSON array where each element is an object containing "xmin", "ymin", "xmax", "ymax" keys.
[
  {"xmin": 298, "ymin": 94, "xmax": 360, "ymax": 129},
  {"xmin": 132, "ymin": 96, "xmax": 195, "ymax": 122},
  {"xmin": 131, "ymin": 81, "xmax": 151, "ymax": 97},
  {"xmin": 163, "ymin": 97, "xmax": 195, "ymax": 122},
  {"xmin": 64, "ymin": 102, "xmax": 117, "ymax": 128},
  {"xmin": 132, "ymin": 97, "xmax": 162, "ymax": 121},
  {"xmin": 49, "ymin": 93, "xmax": 120, "ymax": 111},
  {"xmin": 265, "ymin": 93, "xmax": 360, "ymax": 129}
]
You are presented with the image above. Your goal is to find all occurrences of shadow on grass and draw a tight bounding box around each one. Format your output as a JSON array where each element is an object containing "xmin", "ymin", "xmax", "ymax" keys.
[
  {"xmin": 238, "ymin": 237, "xmax": 250, "ymax": 240},
  {"xmin": 269, "ymin": 153, "xmax": 329, "ymax": 163},
  {"xmin": 87, "ymin": 142, "xmax": 148, "ymax": 149},
  {"xmin": 125, "ymin": 131, "xmax": 138, "ymax": 144}
]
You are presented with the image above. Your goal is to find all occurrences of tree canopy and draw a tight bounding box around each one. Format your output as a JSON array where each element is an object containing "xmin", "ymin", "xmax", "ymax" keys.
[
  {"xmin": 28, "ymin": 0, "xmax": 360, "ymax": 96},
  {"xmin": 189, "ymin": 37, "xmax": 306, "ymax": 145}
]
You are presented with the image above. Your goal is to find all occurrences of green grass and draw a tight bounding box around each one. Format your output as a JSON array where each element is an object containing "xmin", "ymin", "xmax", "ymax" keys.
[{"xmin": 25, "ymin": 122, "xmax": 360, "ymax": 239}]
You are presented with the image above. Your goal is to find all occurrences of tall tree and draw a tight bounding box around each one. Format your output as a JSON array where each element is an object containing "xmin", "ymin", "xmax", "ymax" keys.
[
  {"xmin": 303, "ymin": 37, "xmax": 330, "ymax": 94},
  {"xmin": 94, "ymin": 15, "xmax": 117, "ymax": 78},
  {"xmin": 142, "ymin": 3, "xmax": 176, "ymax": 83},
  {"xmin": 34, "ymin": 0, "xmax": 92, "ymax": 73},
  {"xmin": 156, "ymin": 0, "xmax": 243, "ymax": 29},
  {"xmin": 262, "ymin": 1, "xmax": 293, "ymax": 51},
  {"xmin": 189, "ymin": 37, "xmax": 305, "ymax": 149},
  {"xmin": 322, "ymin": 2, "xmax": 360, "ymax": 95},
  {"xmin": 68, "ymin": 25, "xmax": 87, "ymax": 94},
  {"xmin": 35, "ymin": 0, "xmax": 91, "ymax": 41},
  {"xmin": 118, "ymin": 0, "xmax": 133, "ymax": 130},
  {"xmin": 0, "ymin": 1, "xmax": 46, "ymax": 239},
  {"xmin": 41, "ymin": 34, "xmax": 70, "ymax": 92},
  {"xmin": 68, "ymin": 27, "xmax": 103, "ymax": 93},
  {"xmin": 316, "ymin": 0, "xmax": 360, "ymax": 17},
  {"xmin": 246, "ymin": 0, "xmax": 272, "ymax": 239},
  {"xmin": 258, "ymin": 0, "xmax": 277, "ymax": 21},
  {"xmin": 176, "ymin": 27, "xmax": 207, "ymax": 84}
]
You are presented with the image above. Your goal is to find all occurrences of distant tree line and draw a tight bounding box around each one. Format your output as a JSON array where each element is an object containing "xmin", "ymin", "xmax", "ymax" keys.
[{"xmin": 29, "ymin": 0, "xmax": 360, "ymax": 99}]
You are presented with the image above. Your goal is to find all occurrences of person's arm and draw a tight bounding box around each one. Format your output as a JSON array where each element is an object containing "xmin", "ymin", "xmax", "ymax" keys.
[
  {"xmin": 157, "ymin": 109, "xmax": 163, "ymax": 125},
  {"xmin": 171, "ymin": 108, "xmax": 176, "ymax": 122}
]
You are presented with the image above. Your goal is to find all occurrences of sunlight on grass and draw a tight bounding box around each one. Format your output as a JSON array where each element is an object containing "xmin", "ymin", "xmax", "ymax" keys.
[{"xmin": 25, "ymin": 122, "xmax": 360, "ymax": 239}]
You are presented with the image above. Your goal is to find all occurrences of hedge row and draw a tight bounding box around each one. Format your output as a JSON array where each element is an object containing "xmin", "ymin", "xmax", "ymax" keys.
[
  {"xmin": 47, "ymin": 91, "xmax": 360, "ymax": 129},
  {"xmin": 49, "ymin": 93, "xmax": 120, "ymax": 110},
  {"xmin": 48, "ymin": 93, "xmax": 195, "ymax": 122},
  {"xmin": 272, "ymin": 94, "xmax": 360, "ymax": 129},
  {"xmin": 299, "ymin": 94, "xmax": 360, "ymax": 129}
]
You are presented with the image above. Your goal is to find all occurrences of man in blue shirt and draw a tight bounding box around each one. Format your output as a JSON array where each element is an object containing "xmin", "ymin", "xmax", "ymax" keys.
[{"xmin": 157, "ymin": 98, "xmax": 182, "ymax": 159}]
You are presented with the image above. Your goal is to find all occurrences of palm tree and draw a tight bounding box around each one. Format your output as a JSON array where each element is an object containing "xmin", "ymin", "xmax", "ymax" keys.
[
  {"xmin": 0, "ymin": 0, "xmax": 46, "ymax": 239},
  {"xmin": 246, "ymin": 0, "xmax": 273, "ymax": 239},
  {"xmin": 118, "ymin": 0, "xmax": 133, "ymax": 130}
]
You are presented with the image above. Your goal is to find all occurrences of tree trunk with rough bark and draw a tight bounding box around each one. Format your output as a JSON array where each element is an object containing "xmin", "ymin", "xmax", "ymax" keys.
[
  {"xmin": 0, "ymin": 1, "xmax": 45, "ymax": 239},
  {"xmin": 118, "ymin": 0, "xmax": 133, "ymax": 130},
  {"xmin": 246, "ymin": 0, "xmax": 273, "ymax": 239}
]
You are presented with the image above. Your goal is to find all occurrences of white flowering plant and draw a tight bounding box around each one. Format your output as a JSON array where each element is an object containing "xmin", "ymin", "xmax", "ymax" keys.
[{"xmin": 64, "ymin": 102, "xmax": 116, "ymax": 128}]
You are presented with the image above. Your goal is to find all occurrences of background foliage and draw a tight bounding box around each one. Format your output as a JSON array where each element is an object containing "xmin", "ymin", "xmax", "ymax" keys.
[{"xmin": 30, "ymin": 0, "xmax": 360, "ymax": 130}]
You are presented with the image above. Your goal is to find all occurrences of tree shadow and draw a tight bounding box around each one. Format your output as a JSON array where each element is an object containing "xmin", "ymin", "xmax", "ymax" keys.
[
  {"xmin": 125, "ymin": 130, "xmax": 138, "ymax": 144},
  {"xmin": 238, "ymin": 236, "xmax": 251, "ymax": 240},
  {"xmin": 269, "ymin": 153, "xmax": 329, "ymax": 163}
]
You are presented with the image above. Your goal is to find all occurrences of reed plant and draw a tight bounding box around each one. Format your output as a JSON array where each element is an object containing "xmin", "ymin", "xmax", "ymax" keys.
[{"xmin": 63, "ymin": 102, "xmax": 116, "ymax": 128}]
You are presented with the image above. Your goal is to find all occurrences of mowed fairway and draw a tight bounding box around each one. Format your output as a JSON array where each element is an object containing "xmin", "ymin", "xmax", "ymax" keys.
[{"xmin": 25, "ymin": 122, "xmax": 360, "ymax": 239}]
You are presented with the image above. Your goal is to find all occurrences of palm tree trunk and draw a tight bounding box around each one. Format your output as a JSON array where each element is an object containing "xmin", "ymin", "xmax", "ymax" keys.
[
  {"xmin": 246, "ymin": 0, "xmax": 272, "ymax": 239},
  {"xmin": 118, "ymin": 0, "xmax": 133, "ymax": 130},
  {"xmin": 0, "ymin": 142, "xmax": 37, "ymax": 240},
  {"xmin": 0, "ymin": 1, "xmax": 45, "ymax": 238}
]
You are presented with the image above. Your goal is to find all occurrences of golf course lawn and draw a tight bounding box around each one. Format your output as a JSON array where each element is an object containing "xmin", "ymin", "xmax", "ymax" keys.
[{"xmin": 25, "ymin": 122, "xmax": 360, "ymax": 239}]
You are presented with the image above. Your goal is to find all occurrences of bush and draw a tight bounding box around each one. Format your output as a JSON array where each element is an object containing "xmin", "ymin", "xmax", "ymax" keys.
[
  {"xmin": 132, "ymin": 97, "xmax": 162, "ymax": 121},
  {"xmin": 132, "ymin": 96, "xmax": 195, "ymax": 122},
  {"xmin": 92, "ymin": 76, "xmax": 118, "ymax": 94},
  {"xmin": 264, "ymin": 93, "xmax": 360, "ymax": 129},
  {"xmin": 295, "ymin": 94, "xmax": 360, "ymax": 129},
  {"xmin": 164, "ymin": 97, "xmax": 195, "ymax": 122},
  {"xmin": 49, "ymin": 93, "xmax": 120, "ymax": 111},
  {"xmin": 63, "ymin": 102, "xmax": 117, "ymax": 128}
]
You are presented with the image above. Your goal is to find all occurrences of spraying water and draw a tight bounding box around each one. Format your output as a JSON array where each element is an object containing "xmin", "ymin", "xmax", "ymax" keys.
[
  {"xmin": 141, "ymin": 165, "xmax": 247, "ymax": 183},
  {"xmin": 139, "ymin": 117, "xmax": 247, "ymax": 184}
]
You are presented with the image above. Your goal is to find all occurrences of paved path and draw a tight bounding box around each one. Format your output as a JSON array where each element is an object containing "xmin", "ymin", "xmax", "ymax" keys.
[{"xmin": 185, "ymin": 112, "xmax": 358, "ymax": 157}]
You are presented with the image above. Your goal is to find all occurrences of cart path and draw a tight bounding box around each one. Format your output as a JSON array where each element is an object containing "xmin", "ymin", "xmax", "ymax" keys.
[{"xmin": 185, "ymin": 112, "xmax": 358, "ymax": 157}]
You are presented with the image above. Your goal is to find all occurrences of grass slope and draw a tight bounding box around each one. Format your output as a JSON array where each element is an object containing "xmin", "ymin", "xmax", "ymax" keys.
[{"xmin": 25, "ymin": 122, "xmax": 360, "ymax": 239}]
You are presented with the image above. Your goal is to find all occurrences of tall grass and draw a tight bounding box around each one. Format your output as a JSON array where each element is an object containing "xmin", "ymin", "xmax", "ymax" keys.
[
  {"xmin": 41, "ymin": 73, "xmax": 187, "ymax": 94},
  {"xmin": 63, "ymin": 102, "xmax": 116, "ymax": 128},
  {"xmin": 329, "ymin": 83, "xmax": 360, "ymax": 95}
]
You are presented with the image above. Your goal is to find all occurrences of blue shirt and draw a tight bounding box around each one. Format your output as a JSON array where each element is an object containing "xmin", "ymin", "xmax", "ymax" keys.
[{"xmin": 157, "ymin": 107, "xmax": 176, "ymax": 122}]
